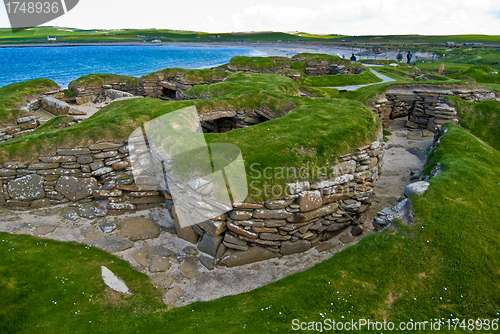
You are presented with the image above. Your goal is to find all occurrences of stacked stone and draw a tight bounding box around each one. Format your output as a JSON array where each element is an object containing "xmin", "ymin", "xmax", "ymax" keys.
[
  {"xmin": 226, "ymin": 63, "xmax": 291, "ymax": 74},
  {"xmin": 379, "ymin": 87, "xmax": 496, "ymax": 133},
  {"xmin": 199, "ymin": 109, "xmax": 276, "ymax": 133},
  {"xmin": 304, "ymin": 61, "xmax": 356, "ymax": 76},
  {"xmin": 0, "ymin": 142, "xmax": 164, "ymax": 212},
  {"xmin": 71, "ymin": 83, "xmax": 139, "ymax": 105},
  {"xmin": 170, "ymin": 135, "xmax": 384, "ymax": 267},
  {"xmin": 0, "ymin": 116, "xmax": 39, "ymax": 143}
]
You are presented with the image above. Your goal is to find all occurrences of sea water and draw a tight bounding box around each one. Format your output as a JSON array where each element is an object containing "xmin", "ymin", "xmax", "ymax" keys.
[{"xmin": 0, "ymin": 44, "xmax": 267, "ymax": 89}]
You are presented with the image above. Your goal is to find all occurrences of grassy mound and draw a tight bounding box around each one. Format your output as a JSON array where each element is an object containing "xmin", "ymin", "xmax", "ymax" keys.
[
  {"xmin": 68, "ymin": 74, "xmax": 138, "ymax": 89},
  {"xmin": 2, "ymin": 123, "xmax": 499, "ymax": 333},
  {"xmin": 0, "ymin": 79, "xmax": 59, "ymax": 127}
]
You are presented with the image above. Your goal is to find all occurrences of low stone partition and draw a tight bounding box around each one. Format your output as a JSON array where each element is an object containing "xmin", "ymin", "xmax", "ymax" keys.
[
  {"xmin": 138, "ymin": 74, "xmax": 226, "ymax": 100},
  {"xmin": 0, "ymin": 142, "xmax": 165, "ymax": 214},
  {"xmin": 371, "ymin": 86, "xmax": 496, "ymax": 132},
  {"xmin": 168, "ymin": 132, "xmax": 384, "ymax": 267},
  {"xmin": 304, "ymin": 61, "xmax": 360, "ymax": 76},
  {"xmin": 70, "ymin": 83, "xmax": 139, "ymax": 105}
]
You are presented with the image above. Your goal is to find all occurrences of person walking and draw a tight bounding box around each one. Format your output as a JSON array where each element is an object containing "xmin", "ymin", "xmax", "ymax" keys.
[{"xmin": 407, "ymin": 51, "xmax": 412, "ymax": 64}]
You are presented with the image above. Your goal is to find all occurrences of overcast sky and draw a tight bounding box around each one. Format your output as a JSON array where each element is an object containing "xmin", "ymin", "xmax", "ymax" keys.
[{"xmin": 1, "ymin": 0, "xmax": 500, "ymax": 35}]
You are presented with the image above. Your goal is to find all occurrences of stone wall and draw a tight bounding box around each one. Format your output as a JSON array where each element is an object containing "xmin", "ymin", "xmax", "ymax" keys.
[
  {"xmin": 138, "ymin": 74, "xmax": 226, "ymax": 100},
  {"xmin": 0, "ymin": 142, "xmax": 165, "ymax": 214},
  {"xmin": 167, "ymin": 132, "xmax": 384, "ymax": 267},
  {"xmin": 371, "ymin": 86, "xmax": 496, "ymax": 132},
  {"xmin": 70, "ymin": 83, "xmax": 139, "ymax": 105},
  {"xmin": 304, "ymin": 61, "xmax": 360, "ymax": 76}
]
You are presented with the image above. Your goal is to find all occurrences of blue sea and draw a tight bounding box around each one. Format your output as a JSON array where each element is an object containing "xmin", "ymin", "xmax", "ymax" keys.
[{"xmin": 0, "ymin": 44, "xmax": 268, "ymax": 89}]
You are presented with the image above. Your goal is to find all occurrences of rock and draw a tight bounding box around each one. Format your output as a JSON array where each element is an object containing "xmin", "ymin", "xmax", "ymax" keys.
[
  {"xmin": 404, "ymin": 181, "xmax": 430, "ymax": 197},
  {"xmin": 260, "ymin": 233, "xmax": 291, "ymax": 241},
  {"xmin": 180, "ymin": 256, "xmax": 198, "ymax": 279},
  {"xmin": 286, "ymin": 181, "xmax": 310, "ymax": 195},
  {"xmin": 197, "ymin": 220, "xmax": 227, "ymax": 236},
  {"xmin": 33, "ymin": 225, "xmax": 56, "ymax": 236},
  {"xmin": 97, "ymin": 220, "xmax": 117, "ymax": 233},
  {"xmin": 106, "ymin": 89, "xmax": 135, "ymax": 100},
  {"xmin": 41, "ymin": 97, "xmax": 70, "ymax": 115},
  {"xmin": 91, "ymin": 236, "xmax": 133, "ymax": 252},
  {"xmin": 280, "ymin": 240, "xmax": 311, "ymax": 255},
  {"xmin": 265, "ymin": 198, "xmax": 295, "ymax": 210},
  {"xmin": 340, "ymin": 235, "xmax": 355, "ymax": 243},
  {"xmin": 30, "ymin": 198, "xmax": 51, "ymax": 208},
  {"xmin": 298, "ymin": 191, "xmax": 322, "ymax": 212},
  {"xmin": 162, "ymin": 287, "xmax": 184, "ymax": 306},
  {"xmin": 152, "ymin": 274, "xmax": 175, "ymax": 289},
  {"xmin": 149, "ymin": 257, "xmax": 171, "ymax": 272},
  {"xmin": 173, "ymin": 208, "xmax": 199, "ymax": 244},
  {"xmin": 226, "ymin": 221, "xmax": 258, "ymax": 239},
  {"xmin": 91, "ymin": 167, "xmax": 114, "ymax": 177},
  {"xmin": 351, "ymin": 225, "xmax": 363, "ymax": 236},
  {"xmin": 78, "ymin": 203, "xmax": 107, "ymax": 219},
  {"xmin": 101, "ymin": 266, "xmax": 130, "ymax": 294},
  {"xmin": 287, "ymin": 203, "xmax": 338, "ymax": 223},
  {"xmin": 120, "ymin": 217, "xmax": 161, "ymax": 241},
  {"xmin": 228, "ymin": 210, "xmax": 253, "ymax": 220},
  {"xmin": 197, "ymin": 233, "xmax": 223, "ymax": 257},
  {"xmin": 182, "ymin": 246, "xmax": 198, "ymax": 255},
  {"xmin": 327, "ymin": 222, "xmax": 351, "ymax": 232},
  {"xmin": 142, "ymin": 245, "xmax": 175, "ymax": 257},
  {"xmin": 55, "ymin": 176, "xmax": 98, "ymax": 201},
  {"xmin": 220, "ymin": 246, "xmax": 280, "ymax": 267},
  {"xmin": 132, "ymin": 250, "xmax": 149, "ymax": 267},
  {"xmin": 341, "ymin": 199, "xmax": 361, "ymax": 212},
  {"xmin": 253, "ymin": 209, "xmax": 292, "ymax": 219},
  {"xmin": 85, "ymin": 231, "xmax": 105, "ymax": 242},
  {"xmin": 315, "ymin": 243, "xmax": 334, "ymax": 252},
  {"xmin": 62, "ymin": 210, "xmax": 79, "ymax": 221},
  {"xmin": 199, "ymin": 256, "xmax": 215, "ymax": 270},
  {"xmin": 7, "ymin": 174, "xmax": 44, "ymax": 201}
]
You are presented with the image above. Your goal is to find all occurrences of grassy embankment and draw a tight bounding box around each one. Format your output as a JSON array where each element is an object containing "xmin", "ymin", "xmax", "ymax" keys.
[{"xmin": 2, "ymin": 122, "xmax": 500, "ymax": 333}]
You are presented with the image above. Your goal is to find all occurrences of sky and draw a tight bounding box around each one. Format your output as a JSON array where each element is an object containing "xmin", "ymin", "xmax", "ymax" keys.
[{"xmin": 1, "ymin": 0, "xmax": 500, "ymax": 35}]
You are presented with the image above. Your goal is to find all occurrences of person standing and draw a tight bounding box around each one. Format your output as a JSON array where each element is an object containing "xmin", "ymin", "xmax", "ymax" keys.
[
  {"xmin": 407, "ymin": 51, "xmax": 412, "ymax": 64},
  {"xmin": 350, "ymin": 53, "xmax": 357, "ymax": 61},
  {"xmin": 397, "ymin": 52, "xmax": 403, "ymax": 62}
]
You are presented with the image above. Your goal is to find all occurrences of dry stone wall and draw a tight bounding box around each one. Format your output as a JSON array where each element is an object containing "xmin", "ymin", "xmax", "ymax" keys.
[
  {"xmin": 70, "ymin": 82, "xmax": 139, "ymax": 105},
  {"xmin": 168, "ymin": 132, "xmax": 384, "ymax": 267},
  {"xmin": 371, "ymin": 86, "xmax": 496, "ymax": 132},
  {"xmin": 0, "ymin": 142, "xmax": 165, "ymax": 214},
  {"xmin": 138, "ymin": 74, "xmax": 226, "ymax": 100}
]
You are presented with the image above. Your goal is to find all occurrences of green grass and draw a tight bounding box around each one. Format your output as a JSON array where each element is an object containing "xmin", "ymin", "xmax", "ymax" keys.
[
  {"xmin": 2, "ymin": 124, "xmax": 500, "ymax": 333},
  {"xmin": 0, "ymin": 79, "xmax": 59, "ymax": 127},
  {"xmin": 450, "ymin": 98, "xmax": 500, "ymax": 151},
  {"xmin": 68, "ymin": 74, "xmax": 139, "ymax": 89},
  {"xmin": 299, "ymin": 70, "xmax": 382, "ymax": 87}
]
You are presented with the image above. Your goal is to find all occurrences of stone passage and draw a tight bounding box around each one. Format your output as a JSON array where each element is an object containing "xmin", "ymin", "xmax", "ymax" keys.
[{"xmin": 371, "ymin": 86, "xmax": 496, "ymax": 132}]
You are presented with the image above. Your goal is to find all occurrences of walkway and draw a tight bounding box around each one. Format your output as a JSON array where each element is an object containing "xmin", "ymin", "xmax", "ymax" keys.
[{"xmin": 323, "ymin": 67, "xmax": 396, "ymax": 91}]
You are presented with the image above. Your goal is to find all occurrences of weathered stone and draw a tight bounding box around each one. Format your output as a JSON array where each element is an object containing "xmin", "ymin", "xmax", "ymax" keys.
[
  {"xmin": 107, "ymin": 203, "xmax": 136, "ymax": 211},
  {"xmin": 149, "ymin": 257, "xmax": 171, "ymax": 272},
  {"xmin": 41, "ymin": 97, "xmax": 70, "ymax": 115},
  {"xmin": 264, "ymin": 219, "xmax": 287, "ymax": 227},
  {"xmin": 152, "ymin": 275, "xmax": 175, "ymax": 289},
  {"xmin": 220, "ymin": 246, "xmax": 280, "ymax": 267},
  {"xmin": 223, "ymin": 241, "xmax": 249, "ymax": 251},
  {"xmin": 197, "ymin": 233, "xmax": 223, "ymax": 257},
  {"xmin": 287, "ymin": 203, "xmax": 338, "ymax": 223},
  {"xmin": 33, "ymin": 225, "xmax": 57, "ymax": 236},
  {"xmin": 130, "ymin": 196, "xmax": 164, "ymax": 204},
  {"xmin": 57, "ymin": 148, "xmax": 91, "ymax": 156},
  {"xmin": 341, "ymin": 199, "xmax": 362, "ymax": 212},
  {"xmin": 77, "ymin": 155, "xmax": 94, "ymax": 164},
  {"xmin": 90, "ymin": 236, "xmax": 133, "ymax": 252},
  {"xmin": 197, "ymin": 220, "xmax": 227, "ymax": 236},
  {"xmin": 236, "ymin": 220, "xmax": 265, "ymax": 227},
  {"xmin": 316, "ymin": 243, "xmax": 334, "ymax": 252},
  {"xmin": 253, "ymin": 208, "xmax": 292, "ymax": 219},
  {"xmin": 132, "ymin": 250, "xmax": 149, "ymax": 266},
  {"xmin": 88, "ymin": 142, "xmax": 122, "ymax": 151},
  {"xmin": 340, "ymin": 235, "xmax": 355, "ymax": 243},
  {"xmin": 89, "ymin": 161, "xmax": 104, "ymax": 171},
  {"xmin": 120, "ymin": 217, "xmax": 161, "ymax": 241},
  {"xmin": 226, "ymin": 221, "xmax": 258, "ymax": 239},
  {"xmin": 162, "ymin": 286, "xmax": 184, "ymax": 306},
  {"xmin": 351, "ymin": 225, "xmax": 363, "ymax": 236},
  {"xmin": 260, "ymin": 233, "xmax": 291, "ymax": 241},
  {"xmin": 173, "ymin": 208, "xmax": 199, "ymax": 244},
  {"xmin": 78, "ymin": 203, "xmax": 107, "ymax": 219},
  {"xmin": 404, "ymin": 181, "xmax": 430, "ymax": 197},
  {"xmin": 31, "ymin": 198, "xmax": 51, "ymax": 208},
  {"xmin": 265, "ymin": 198, "xmax": 295, "ymax": 210},
  {"xmin": 199, "ymin": 256, "xmax": 215, "ymax": 270},
  {"xmin": 98, "ymin": 220, "xmax": 117, "ymax": 233},
  {"xmin": 232, "ymin": 202, "xmax": 263, "ymax": 209},
  {"xmin": 7, "ymin": 174, "xmax": 45, "ymax": 201},
  {"xmin": 92, "ymin": 167, "xmax": 114, "ymax": 177},
  {"xmin": 94, "ymin": 151, "xmax": 118, "ymax": 159},
  {"xmin": 229, "ymin": 210, "xmax": 253, "ymax": 220},
  {"xmin": 112, "ymin": 161, "xmax": 130, "ymax": 170},
  {"xmin": 298, "ymin": 191, "xmax": 322, "ymax": 212},
  {"xmin": 286, "ymin": 181, "xmax": 310, "ymax": 195},
  {"xmin": 55, "ymin": 176, "xmax": 98, "ymax": 201},
  {"xmin": 28, "ymin": 162, "xmax": 60, "ymax": 170},
  {"xmin": 180, "ymin": 256, "xmax": 198, "ymax": 279},
  {"xmin": 253, "ymin": 227, "xmax": 278, "ymax": 233},
  {"xmin": 327, "ymin": 222, "xmax": 351, "ymax": 232},
  {"xmin": 4, "ymin": 161, "xmax": 28, "ymax": 168},
  {"xmin": 280, "ymin": 240, "xmax": 311, "ymax": 255}
]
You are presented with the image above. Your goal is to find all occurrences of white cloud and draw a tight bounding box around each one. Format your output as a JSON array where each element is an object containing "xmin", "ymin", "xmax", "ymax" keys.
[{"xmin": 0, "ymin": 0, "xmax": 499, "ymax": 35}]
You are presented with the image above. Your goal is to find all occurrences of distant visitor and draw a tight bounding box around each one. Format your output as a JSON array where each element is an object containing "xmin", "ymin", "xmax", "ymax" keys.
[
  {"xmin": 350, "ymin": 54, "xmax": 357, "ymax": 61},
  {"xmin": 407, "ymin": 51, "xmax": 412, "ymax": 64},
  {"xmin": 397, "ymin": 52, "xmax": 403, "ymax": 62}
]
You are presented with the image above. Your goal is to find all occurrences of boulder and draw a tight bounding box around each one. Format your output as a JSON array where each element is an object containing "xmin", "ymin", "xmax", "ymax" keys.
[
  {"xmin": 173, "ymin": 207, "xmax": 199, "ymax": 244},
  {"xmin": 404, "ymin": 181, "xmax": 430, "ymax": 197},
  {"xmin": 41, "ymin": 97, "xmax": 70, "ymax": 115},
  {"xmin": 7, "ymin": 174, "xmax": 45, "ymax": 201},
  {"xmin": 55, "ymin": 176, "xmax": 98, "ymax": 201},
  {"xmin": 220, "ymin": 246, "xmax": 280, "ymax": 267}
]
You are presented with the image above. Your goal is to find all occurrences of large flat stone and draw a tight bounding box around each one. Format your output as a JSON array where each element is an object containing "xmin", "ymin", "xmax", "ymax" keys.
[
  {"xmin": 197, "ymin": 233, "xmax": 223, "ymax": 257},
  {"xmin": 180, "ymin": 256, "xmax": 198, "ymax": 279},
  {"xmin": 7, "ymin": 174, "xmax": 45, "ymax": 201},
  {"xmin": 41, "ymin": 97, "xmax": 70, "ymax": 115},
  {"xmin": 297, "ymin": 190, "xmax": 322, "ymax": 212},
  {"xmin": 90, "ymin": 236, "xmax": 133, "ymax": 253},
  {"xmin": 280, "ymin": 240, "xmax": 311, "ymax": 255},
  {"xmin": 253, "ymin": 208, "xmax": 292, "ymax": 219},
  {"xmin": 220, "ymin": 246, "xmax": 280, "ymax": 267},
  {"xmin": 173, "ymin": 207, "xmax": 199, "ymax": 244},
  {"xmin": 55, "ymin": 176, "xmax": 98, "ymax": 201},
  {"xmin": 162, "ymin": 287, "xmax": 185, "ymax": 306},
  {"xmin": 120, "ymin": 217, "xmax": 161, "ymax": 241},
  {"xmin": 287, "ymin": 203, "xmax": 338, "ymax": 223}
]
